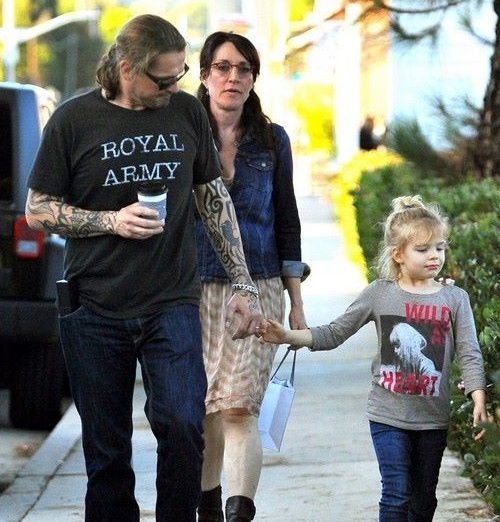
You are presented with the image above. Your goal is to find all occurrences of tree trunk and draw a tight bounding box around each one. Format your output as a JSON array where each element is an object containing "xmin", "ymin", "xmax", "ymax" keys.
[{"xmin": 476, "ymin": 0, "xmax": 500, "ymax": 178}]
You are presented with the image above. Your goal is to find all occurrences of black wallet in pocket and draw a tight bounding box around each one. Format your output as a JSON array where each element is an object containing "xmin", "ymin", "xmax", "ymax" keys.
[{"xmin": 56, "ymin": 279, "xmax": 79, "ymax": 316}]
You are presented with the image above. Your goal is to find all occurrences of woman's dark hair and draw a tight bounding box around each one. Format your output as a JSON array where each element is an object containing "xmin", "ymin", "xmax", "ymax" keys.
[
  {"xmin": 96, "ymin": 14, "xmax": 186, "ymax": 100},
  {"xmin": 196, "ymin": 31, "xmax": 274, "ymax": 150}
]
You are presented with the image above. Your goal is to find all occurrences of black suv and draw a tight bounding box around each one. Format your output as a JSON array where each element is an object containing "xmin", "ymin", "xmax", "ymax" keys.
[{"xmin": 0, "ymin": 82, "xmax": 66, "ymax": 430}]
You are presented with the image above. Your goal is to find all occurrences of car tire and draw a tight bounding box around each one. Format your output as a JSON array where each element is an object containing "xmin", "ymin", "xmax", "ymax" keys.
[{"xmin": 9, "ymin": 342, "xmax": 65, "ymax": 430}]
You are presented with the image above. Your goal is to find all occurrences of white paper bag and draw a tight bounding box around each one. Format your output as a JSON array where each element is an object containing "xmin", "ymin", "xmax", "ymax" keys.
[
  {"xmin": 258, "ymin": 376, "xmax": 295, "ymax": 451},
  {"xmin": 258, "ymin": 349, "xmax": 296, "ymax": 452}
]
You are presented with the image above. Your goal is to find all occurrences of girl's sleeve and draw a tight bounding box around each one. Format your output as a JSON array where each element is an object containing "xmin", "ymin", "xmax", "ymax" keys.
[
  {"xmin": 454, "ymin": 290, "xmax": 486, "ymax": 395},
  {"xmin": 310, "ymin": 284, "xmax": 375, "ymax": 351}
]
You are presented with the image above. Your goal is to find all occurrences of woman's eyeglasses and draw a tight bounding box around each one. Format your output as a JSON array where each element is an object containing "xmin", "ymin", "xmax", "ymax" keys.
[
  {"xmin": 144, "ymin": 64, "xmax": 190, "ymax": 90},
  {"xmin": 210, "ymin": 61, "xmax": 254, "ymax": 78}
]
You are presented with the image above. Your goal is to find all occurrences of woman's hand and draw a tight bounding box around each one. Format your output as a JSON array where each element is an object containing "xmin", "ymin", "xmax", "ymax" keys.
[{"xmin": 288, "ymin": 303, "xmax": 307, "ymax": 331}]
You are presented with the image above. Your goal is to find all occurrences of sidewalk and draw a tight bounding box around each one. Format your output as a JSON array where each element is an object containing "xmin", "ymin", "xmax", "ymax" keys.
[{"xmin": 0, "ymin": 195, "xmax": 494, "ymax": 522}]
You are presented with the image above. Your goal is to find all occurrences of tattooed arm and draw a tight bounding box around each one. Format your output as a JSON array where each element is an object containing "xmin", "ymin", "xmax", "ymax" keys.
[
  {"xmin": 25, "ymin": 189, "xmax": 165, "ymax": 240},
  {"xmin": 193, "ymin": 178, "xmax": 253, "ymax": 284},
  {"xmin": 193, "ymin": 178, "xmax": 263, "ymax": 339}
]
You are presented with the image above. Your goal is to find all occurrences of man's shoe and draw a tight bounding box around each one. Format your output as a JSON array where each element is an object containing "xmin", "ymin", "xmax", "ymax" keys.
[{"xmin": 197, "ymin": 485, "xmax": 223, "ymax": 522}]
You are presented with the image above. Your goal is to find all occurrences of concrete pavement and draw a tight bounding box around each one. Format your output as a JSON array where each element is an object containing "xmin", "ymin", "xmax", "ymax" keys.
[{"xmin": 0, "ymin": 195, "xmax": 495, "ymax": 521}]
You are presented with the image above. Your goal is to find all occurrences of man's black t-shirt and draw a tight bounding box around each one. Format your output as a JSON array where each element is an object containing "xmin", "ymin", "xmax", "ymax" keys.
[{"xmin": 28, "ymin": 89, "xmax": 222, "ymax": 318}]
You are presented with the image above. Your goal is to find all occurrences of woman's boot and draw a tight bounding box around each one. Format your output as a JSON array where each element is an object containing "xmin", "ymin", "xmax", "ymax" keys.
[
  {"xmin": 197, "ymin": 485, "xmax": 223, "ymax": 522},
  {"xmin": 225, "ymin": 496, "xmax": 256, "ymax": 522}
]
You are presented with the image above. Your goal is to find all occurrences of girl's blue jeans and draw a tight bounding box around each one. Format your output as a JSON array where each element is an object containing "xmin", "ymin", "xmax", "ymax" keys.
[
  {"xmin": 60, "ymin": 304, "xmax": 207, "ymax": 522},
  {"xmin": 369, "ymin": 421, "xmax": 448, "ymax": 522}
]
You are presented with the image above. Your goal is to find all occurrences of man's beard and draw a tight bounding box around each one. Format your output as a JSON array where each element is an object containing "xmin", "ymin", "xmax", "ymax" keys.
[
  {"xmin": 140, "ymin": 92, "xmax": 172, "ymax": 109},
  {"xmin": 130, "ymin": 88, "xmax": 172, "ymax": 110}
]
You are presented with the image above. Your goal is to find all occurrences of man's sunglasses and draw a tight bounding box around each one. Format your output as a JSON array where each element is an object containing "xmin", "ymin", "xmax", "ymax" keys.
[{"xmin": 144, "ymin": 64, "xmax": 190, "ymax": 90}]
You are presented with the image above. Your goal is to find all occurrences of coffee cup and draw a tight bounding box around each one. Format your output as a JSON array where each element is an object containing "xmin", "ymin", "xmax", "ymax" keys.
[{"xmin": 137, "ymin": 182, "xmax": 167, "ymax": 220}]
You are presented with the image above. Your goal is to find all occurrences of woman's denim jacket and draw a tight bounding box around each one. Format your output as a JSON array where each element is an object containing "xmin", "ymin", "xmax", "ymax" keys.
[{"xmin": 196, "ymin": 123, "xmax": 306, "ymax": 282}]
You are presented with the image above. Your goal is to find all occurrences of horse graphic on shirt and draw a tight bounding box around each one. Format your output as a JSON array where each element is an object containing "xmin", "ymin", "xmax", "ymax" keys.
[{"xmin": 379, "ymin": 321, "xmax": 441, "ymax": 396}]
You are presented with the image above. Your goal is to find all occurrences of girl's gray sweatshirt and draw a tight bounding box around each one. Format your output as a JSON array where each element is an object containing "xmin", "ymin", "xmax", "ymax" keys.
[{"xmin": 310, "ymin": 280, "xmax": 486, "ymax": 430}]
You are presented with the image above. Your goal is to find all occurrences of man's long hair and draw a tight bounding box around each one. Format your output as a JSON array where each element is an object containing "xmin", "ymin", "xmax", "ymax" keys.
[{"xmin": 96, "ymin": 14, "xmax": 186, "ymax": 100}]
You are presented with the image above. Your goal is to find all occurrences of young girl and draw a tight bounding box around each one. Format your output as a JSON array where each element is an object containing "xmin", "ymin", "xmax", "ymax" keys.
[{"xmin": 257, "ymin": 195, "xmax": 487, "ymax": 522}]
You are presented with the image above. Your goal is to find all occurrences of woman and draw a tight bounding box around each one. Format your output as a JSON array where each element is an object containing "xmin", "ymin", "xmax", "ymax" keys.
[{"xmin": 195, "ymin": 32, "xmax": 309, "ymax": 522}]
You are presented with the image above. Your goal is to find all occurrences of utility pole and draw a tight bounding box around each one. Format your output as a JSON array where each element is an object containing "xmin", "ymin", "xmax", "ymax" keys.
[
  {"xmin": 0, "ymin": 0, "xmax": 100, "ymax": 82},
  {"xmin": 335, "ymin": 3, "xmax": 362, "ymax": 165}
]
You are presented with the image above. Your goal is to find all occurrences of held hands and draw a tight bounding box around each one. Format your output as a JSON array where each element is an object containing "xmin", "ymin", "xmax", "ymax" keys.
[
  {"xmin": 255, "ymin": 302, "xmax": 307, "ymax": 350},
  {"xmin": 114, "ymin": 202, "xmax": 165, "ymax": 239},
  {"xmin": 256, "ymin": 319, "xmax": 289, "ymax": 346},
  {"xmin": 256, "ymin": 319, "xmax": 312, "ymax": 350}
]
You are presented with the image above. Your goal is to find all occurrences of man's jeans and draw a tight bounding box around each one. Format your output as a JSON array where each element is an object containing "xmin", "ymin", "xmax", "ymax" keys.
[
  {"xmin": 370, "ymin": 421, "xmax": 448, "ymax": 522},
  {"xmin": 60, "ymin": 304, "xmax": 207, "ymax": 522}
]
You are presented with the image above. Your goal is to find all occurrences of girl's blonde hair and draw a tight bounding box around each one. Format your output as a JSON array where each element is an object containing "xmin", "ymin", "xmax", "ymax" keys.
[{"xmin": 377, "ymin": 195, "xmax": 449, "ymax": 280}]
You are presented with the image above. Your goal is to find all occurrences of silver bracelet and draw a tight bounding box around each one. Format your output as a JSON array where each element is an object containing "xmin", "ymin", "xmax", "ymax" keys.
[{"xmin": 231, "ymin": 283, "xmax": 259, "ymax": 297}]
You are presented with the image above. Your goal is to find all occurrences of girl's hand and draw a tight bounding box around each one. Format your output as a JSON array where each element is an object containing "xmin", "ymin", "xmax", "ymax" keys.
[
  {"xmin": 471, "ymin": 389, "xmax": 488, "ymax": 441},
  {"xmin": 257, "ymin": 319, "xmax": 286, "ymax": 345},
  {"xmin": 472, "ymin": 404, "xmax": 488, "ymax": 441}
]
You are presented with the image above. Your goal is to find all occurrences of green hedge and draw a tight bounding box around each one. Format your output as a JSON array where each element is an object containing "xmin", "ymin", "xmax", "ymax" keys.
[{"xmin": 349, "ymin": 165, "xmax": 500, "ymax": 513}]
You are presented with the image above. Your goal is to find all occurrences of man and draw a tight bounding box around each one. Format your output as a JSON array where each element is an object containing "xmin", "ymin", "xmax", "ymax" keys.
[{"xmin": 25, "ymin": 14, "xmax": 262, "ymax": 522}]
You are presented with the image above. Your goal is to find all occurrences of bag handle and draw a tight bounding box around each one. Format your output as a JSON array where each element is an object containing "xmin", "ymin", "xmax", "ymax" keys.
[{"xmin": 270, "ymin": 347, "xmax": 297, "ymax": 386}]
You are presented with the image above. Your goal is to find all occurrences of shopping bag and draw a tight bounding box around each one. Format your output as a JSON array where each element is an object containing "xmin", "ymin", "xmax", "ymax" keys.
[{"xmin": 258, "ymin": 348, "xmax": 296, "ymax": 452}]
